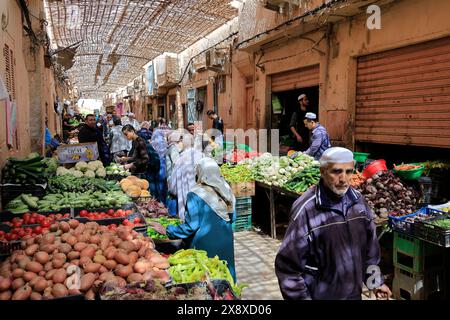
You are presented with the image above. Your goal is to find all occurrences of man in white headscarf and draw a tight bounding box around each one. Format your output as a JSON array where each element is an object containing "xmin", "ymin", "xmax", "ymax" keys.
[
  {"xmin": 150, "ymin": 157, "xmax": 237, "ymax": 282},
  {"xmin": 168, "ymin": 134, "xmax": 203, "ymax": 221}
]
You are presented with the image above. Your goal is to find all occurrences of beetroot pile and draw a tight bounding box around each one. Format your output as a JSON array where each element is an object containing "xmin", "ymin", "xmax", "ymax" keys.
[
  {"xmin": 356, "ymin": 171, "xmax": 420, "ymax": 218},
  {"xmin": 0, "ymin": 220, "xmax": 170, "ymax": 300}
]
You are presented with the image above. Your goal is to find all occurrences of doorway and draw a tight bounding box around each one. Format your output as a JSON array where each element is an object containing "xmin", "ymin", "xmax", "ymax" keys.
[{"xmin": 271, "ymin": 86, "xmax": 319, "ymax": 154}]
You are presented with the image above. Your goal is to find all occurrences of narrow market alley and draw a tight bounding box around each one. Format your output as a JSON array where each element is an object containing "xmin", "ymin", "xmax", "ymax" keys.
[
  {"xmin": 234, "ymin": 231, "xmax": 282, "ymax": 300},
  {"xmin": 1, "ymin": 0, "xmax": 450, "ymax": 306}
]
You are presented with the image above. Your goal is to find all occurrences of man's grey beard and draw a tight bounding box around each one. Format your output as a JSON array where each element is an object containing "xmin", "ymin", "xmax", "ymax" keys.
[{"xmin": 330, "ymin": 186, "xmax": 349, "ymax": 197}]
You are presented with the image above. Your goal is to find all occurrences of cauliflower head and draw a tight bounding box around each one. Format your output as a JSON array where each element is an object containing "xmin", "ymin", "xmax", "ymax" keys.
[
  {"xmin": 75, "ymin": 161, "xmax": 88, "ymax": 172},
  {"xmin": 84, "ymin": 170, "xmax": 96, "ymax": 178},
  {"xmin": 56, "ymin": 167, "xmax": 70, "ymax": 176},
  {"xmin": 96, "ymin": 168, "xmax": 106, "ymax": 178},
  {"xmin": 72, "ymin": 170, "xmax": 84, "ymax": 178}
]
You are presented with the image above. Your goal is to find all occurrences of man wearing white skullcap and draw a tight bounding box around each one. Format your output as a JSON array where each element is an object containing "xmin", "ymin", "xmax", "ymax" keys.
[
  {"xmin": 303, "ymin": 112, "xmax": 331, "ymax": 160},
  {"xmin": 126, "ymin": 112, "xmax": 141, "ymax": 131},
  {"xmin": 289, "ymin": 94, "xmax": 310, "ymax": 151},
  {"xmin": 275, "ymin": 147, "xmax": 392, "ymax": 300}
]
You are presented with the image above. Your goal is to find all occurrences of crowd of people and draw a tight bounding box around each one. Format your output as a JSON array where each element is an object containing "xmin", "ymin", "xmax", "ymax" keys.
[{"xmin": 44, "ymin": 106, "xmax": 392, "ymax": 299}]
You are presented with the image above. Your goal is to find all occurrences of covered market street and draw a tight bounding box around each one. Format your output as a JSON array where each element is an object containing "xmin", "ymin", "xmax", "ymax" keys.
[{"xmin": 1, "ymin": 0, "xmax": 450, "ymax": 304}]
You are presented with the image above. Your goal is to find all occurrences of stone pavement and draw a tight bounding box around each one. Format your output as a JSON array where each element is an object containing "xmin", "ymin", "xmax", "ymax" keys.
[
  {"xmin": 234, "ymin": 230, "xmax": 283, "ymax": 300},
  {"xmin": 233, "ymin": 229, "xmax": 389, "ymax": 300}
]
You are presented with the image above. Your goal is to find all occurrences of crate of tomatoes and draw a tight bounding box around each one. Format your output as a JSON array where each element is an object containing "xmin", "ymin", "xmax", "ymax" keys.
[{"xmin": 0, "ymin": 212, "xmax": 71, "ymax": 243}]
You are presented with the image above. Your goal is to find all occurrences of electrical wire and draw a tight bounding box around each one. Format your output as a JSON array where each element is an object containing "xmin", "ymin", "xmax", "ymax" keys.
[
  {"xmin": 257, "ymin": 33, "xmax": 326, "ymax": 66},
  {"xmin": 234, "ymin": 0, "xmax": 347, "ymax": 49},
  {"xmin": 177, "ymin": 31, "xmax": 239, "ymax": 85}
]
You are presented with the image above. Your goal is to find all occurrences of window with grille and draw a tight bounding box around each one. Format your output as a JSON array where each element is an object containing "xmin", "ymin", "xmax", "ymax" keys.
[{"xmin": 3, "ymin": 44, "xmax": 16, "ymax": 100}]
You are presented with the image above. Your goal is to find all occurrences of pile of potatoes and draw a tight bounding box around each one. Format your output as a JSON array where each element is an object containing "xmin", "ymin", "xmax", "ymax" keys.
[{"xmin": 0, "ymin": 220, "xmax": 170, "ymax": 300}]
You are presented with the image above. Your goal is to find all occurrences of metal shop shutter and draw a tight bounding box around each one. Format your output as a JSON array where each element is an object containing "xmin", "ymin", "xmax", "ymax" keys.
[
  {"xmin": 271, "ymin": 64, "xmax": 320, "ymax": 93},
  {"xmin": 355, "ymin": 37, "xmax": 450, "ymax": 148}
]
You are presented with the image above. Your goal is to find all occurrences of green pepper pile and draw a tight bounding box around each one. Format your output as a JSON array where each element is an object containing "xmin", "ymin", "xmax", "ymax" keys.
[
  {"xmin": 220, "ymin": 163, "xmax": 254, "ymax": 184},
  {"xmin": 146, "ymin": 217, "xmax": 181, "ymax": 239},
  {"xmin": 283, "ymin": 167, "xmax": 321, "ymax": 194},
  {"xmin": 428, "ymin": 218, "xmax": 450, "ymax": 229},
  {"xmin": 168, "ymin": 249, "xmax": 247, "ymax": 297}
]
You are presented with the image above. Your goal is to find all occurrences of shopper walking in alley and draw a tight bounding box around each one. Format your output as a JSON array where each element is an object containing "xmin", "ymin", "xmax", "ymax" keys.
[
  {"xmin": 109, "ymin": 118, "xmax": 131, "ymax": 162},
  {"xmin": 168, "ymin": 134, "xmax": 204, "ymax": 221},
  {"xmin": 118, "ymin": 124, "xmax": 149, "ymax": 177},
  {"xmin": 150, "ymin": 127, "xmax": 170, "ymax": 204},
  {"xmin": 275, "ymin": 147, "xmax": 392, "ymax": 300},
  {"xmin": 137, "ymin": 121, "xmax": 153, "ymax": 142},
  {"xmin": 206, "ymin": 110, "xmax": 224, "ymax": 148},
  {"xmin": 166, "ymin": 130, "xmax": 183, "ymax": 216},
  {"xmin": 127, "ymin": 112, "xmax": 141, "ymax": 131},
  {"xmin": 149, "ymin": 157, "xmax": 236, "ymax": 282},
  {"xmin": 303, "ymin": 112, "xmax": 331, "ymax": 160},
  {"xmin": 78, "ymin": 114, "xmax": 111, "ymax": 165},
  {"xmin": 289, "ymin": 94, "xmax": 310, "ymax": 151}
]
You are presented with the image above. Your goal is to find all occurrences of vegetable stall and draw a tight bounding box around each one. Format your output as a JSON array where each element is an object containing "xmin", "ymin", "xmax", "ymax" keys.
[{"xmin": 0, "ymin": 154, "xmax": 242, "ymax": 300}]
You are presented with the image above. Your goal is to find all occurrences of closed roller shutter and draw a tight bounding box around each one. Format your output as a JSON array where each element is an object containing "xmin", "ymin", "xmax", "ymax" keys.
[
  {"xmin": 271, "ymin": 64, "xmax": 320, "ymax": 92},
  {"xmin": 355, "ymin": 37, "xmax": 450, "ymax": 148}
]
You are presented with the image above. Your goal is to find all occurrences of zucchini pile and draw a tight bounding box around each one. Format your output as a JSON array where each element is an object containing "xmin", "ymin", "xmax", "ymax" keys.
[
  {"xmin": 2, "ymin": 153, "xmax": 47, "ymax": 184},
  {"xmin": 48, "ymin": 175, "xmax": 121, "ymax": 193}
]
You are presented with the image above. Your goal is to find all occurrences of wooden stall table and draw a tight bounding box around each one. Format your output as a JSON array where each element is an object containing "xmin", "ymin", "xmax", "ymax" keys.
[{"xmin": 255, "ymin": 181, "xmax": 301, "ymax": 239}]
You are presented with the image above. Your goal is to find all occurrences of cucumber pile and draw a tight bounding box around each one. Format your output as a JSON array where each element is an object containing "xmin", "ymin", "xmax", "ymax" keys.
[
  {"xmin": 5, "ymin": 194, "xmax": 39, "ymax": 214},
  {"xmin": 2, "ymin": 153, "xmax": 47, "ymax": 184}
]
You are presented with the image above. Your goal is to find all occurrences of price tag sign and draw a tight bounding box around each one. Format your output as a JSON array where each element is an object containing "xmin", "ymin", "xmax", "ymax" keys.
[{"xmin": 57, "ymin": 142, "xmax": 99, "ymax": 164}]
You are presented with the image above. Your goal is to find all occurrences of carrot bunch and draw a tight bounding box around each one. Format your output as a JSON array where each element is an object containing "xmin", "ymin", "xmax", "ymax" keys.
[
  {"xmin": 349, "ymin": 172, "xmax": 366, "ymax": 188},
  {"xmin": 394, "ymin": 164, "xmax": 422, "ymax": 171}
]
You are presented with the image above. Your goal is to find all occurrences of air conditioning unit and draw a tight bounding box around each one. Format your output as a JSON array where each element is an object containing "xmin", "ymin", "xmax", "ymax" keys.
[
  {"xmin": 263, "ymin": 0, "xmax": 300, "ymax": 13},
  {"xmin": 206, "ymin": 49, "xmax": 223, "ymax": 68},
  {"xmin": 193, "ymin": 55, "xmax": 206, "ymax": 72},
  {"xmin": 134, "ymin": 79, "xmax": 141, "ymax": 91},
  {"xmin": 127, "ymin": 86, "xmax": 134, "ymax": 95}
]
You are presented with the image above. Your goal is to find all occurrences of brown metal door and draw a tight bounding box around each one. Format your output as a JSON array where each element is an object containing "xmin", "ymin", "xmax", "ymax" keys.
[
  {"xmin": 271, "ymin": 65, "xmax": 320, "ymax": 93},
  {"xmin": 355, "ymin": 37, "xmax": 450, "ymax": 148}
]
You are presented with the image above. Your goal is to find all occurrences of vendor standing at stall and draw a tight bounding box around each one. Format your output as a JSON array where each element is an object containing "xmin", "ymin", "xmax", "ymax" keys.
[
  {"xmin": 77, "ymin": 114, "xmax": 111, "ymax": 165},
  {"xmin": 275, "ymin": 147, "xmax": 392, "ymax": 300},
  {"xmin": 118, "ymin": 124, "xmax": 149, "ymax": 178},
  {"xmin": 303, "ymin": 112, "xmax": 331, "ymax": 160},
  {"xmin": 150, "ymin": 157, "xmax": 236, "ymax": 282},
  {"xmin": 166, "ymin": 131, "xmax": 183, "ymax": 216},
  {"xmin": 289, "ymin": 94, "xmax": 310, "ymax": 151}
]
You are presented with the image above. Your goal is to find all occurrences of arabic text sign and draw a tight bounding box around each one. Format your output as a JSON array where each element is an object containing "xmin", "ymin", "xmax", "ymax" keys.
[{"xmin": 57, "ymin": 142, "xmax": 99, "ymax": 164}]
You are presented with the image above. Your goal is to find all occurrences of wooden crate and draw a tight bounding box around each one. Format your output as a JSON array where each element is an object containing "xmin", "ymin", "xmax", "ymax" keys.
[{"xmin": 231, "ymin": 181, "xmax": 255, "ymax": 197}]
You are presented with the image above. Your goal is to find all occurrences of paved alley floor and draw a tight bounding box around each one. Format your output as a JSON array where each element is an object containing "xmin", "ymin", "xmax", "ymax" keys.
[
  {"xmin": 233, "ymin": 229, "xmax": 389, "ymax": 300},
  {"xmin": 234, "ymin": 230, "xmax": 283, "ymax": 300}
]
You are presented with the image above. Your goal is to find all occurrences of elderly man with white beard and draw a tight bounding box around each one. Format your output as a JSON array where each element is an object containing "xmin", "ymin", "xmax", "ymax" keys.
[{"xmin": 275, "ymin": 147, "xmax": 392, "ymax": 300}]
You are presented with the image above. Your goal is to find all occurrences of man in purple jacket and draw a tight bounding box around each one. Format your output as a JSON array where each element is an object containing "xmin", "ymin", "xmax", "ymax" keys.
[{"xmin": 275, "ymin": 147, "xmax": 392, "ymax": 300}]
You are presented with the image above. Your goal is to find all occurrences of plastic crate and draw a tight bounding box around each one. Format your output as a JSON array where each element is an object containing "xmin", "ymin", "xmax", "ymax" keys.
[
  {"xmin": 0, "ymin": 240, "xmax": 21, "ymax": 261},
  {"xmin": 393, "ymin": 267, "xmax": 446, "ymax": 300},
  {"xmin": 353, "ymin": 152, "xmax": 369, "ymax": 163},
  {"xmin": 232, "ymin": 214, "xmax": 252, "ymax": 232},
  {"xmin": 235, "ymin": 197, "xmax": 252, "ymax": 216},
  {"xmin": 1, "ymin": 184, "xmax": 47, "ymax": 209},
  {"xmin": 389, "ymin": 207, "xmax": 445, "ymax": 236},
  {"xmin": 0, "ymin": 209, "xmax": 72, "ymax": 223},
  {"xmin": 414, "ymin": 216, "xmax": 450, "ymax": 248},
  {"xmin": 393, "ymin": 232, "xmax": 445, "ymax": 273}
]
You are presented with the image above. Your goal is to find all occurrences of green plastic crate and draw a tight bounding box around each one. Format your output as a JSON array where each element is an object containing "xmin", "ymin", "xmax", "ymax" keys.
[
  {"xmin": 353, "ymin": 152, "xmax": 370, "ymax": 163},
  {"xmin": 393, "ymin": 232, "xmax": 444, "ymax": 273},
  {"xmin": 232, "ymin": 214, "xmax": 252, "ymax": 232}
]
